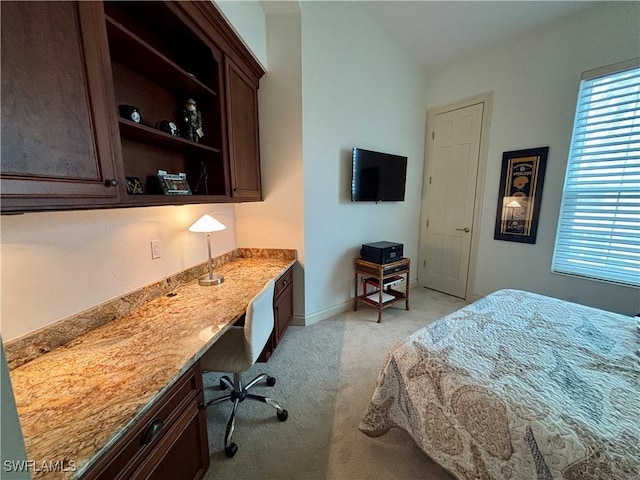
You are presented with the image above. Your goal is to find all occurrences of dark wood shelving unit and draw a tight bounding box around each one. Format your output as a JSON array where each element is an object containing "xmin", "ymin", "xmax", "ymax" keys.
[{"xmin": 104, "ymin": 1, "xmax": 227, "ymax": 202}]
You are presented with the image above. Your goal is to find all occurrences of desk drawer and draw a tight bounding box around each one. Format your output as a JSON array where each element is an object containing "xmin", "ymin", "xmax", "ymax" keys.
[
  {"xmin": 274, "ymin": 266, "xmax": 293, "ymax": 299},
  {"xmin": 383, "ymin": 263, "xmax": 408, "ymax": 276},
  {"xmin": 357, "ymin": 260, "xmax": 409, "ymax": 277}
]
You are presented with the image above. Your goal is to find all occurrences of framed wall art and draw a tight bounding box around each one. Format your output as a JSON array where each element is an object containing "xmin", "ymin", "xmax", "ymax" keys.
[{"xmin": 494, "ymin": 146, "xmax": 548, "ymax": 244}]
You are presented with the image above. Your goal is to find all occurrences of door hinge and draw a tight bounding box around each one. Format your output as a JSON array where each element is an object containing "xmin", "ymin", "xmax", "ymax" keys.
[
  {"xmin": 423, "ymin": 260, "xmax": 426, "ymax": 268},
  {"xmin": 426, "ymin": 219, "xmax": 429, "ymax": 227},
  {"xmin": 432, "ymin": 131, "xmax": 435, "ymax": 140},
  {"xmin": 429, "ymin": 176, "xmax": 432, "ymax": 185}
]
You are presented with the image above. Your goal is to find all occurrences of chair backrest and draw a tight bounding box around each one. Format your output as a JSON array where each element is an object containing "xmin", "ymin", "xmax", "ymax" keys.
[{"xmin": 244, "ymin": 280, "xmax": 276, "ymax": 364}]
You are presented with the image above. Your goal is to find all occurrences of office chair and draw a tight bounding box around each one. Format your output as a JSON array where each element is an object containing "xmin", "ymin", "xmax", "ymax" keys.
[{"xmin": 201, "ymin": 280, "xmax": 288, "ymax": 458}]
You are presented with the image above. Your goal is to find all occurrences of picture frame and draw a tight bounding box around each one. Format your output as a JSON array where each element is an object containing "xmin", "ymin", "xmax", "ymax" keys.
[
  {"xmin": 125, "ymin": 176, "xmax": 144, "ymax": 195},
  {"xmin": 157, "ymin": 170, "xmax": 192, "ymax": 195},
  {"xmin": 494, "ymin": 147, "xmax": 548, "ymax": 244}
]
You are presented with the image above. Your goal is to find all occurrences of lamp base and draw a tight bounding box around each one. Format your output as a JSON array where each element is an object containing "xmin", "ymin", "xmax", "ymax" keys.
[{"xmin": 198, "ymin": 273, "xmax": 224, "ymax": 286}]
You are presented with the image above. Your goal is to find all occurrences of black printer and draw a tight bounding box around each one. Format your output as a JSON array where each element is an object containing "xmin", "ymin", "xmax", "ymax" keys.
[{"xmin": 360, "ymin": 241, "xmax": 404, "ymax": 264}]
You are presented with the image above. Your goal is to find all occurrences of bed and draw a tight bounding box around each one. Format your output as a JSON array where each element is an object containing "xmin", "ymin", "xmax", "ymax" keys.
[{"xmin": 359, "ymin": 289, "xmax": 639, "ymax": 480}]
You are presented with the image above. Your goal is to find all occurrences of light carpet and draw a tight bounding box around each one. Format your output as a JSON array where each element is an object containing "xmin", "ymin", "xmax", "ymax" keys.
[{"xmin": 202, "ymin": 287, "xmax": 467, "ymax": 479}]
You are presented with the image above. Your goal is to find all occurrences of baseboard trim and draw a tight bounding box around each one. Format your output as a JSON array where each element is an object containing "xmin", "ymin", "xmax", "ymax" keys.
[
  {"xmin": 298, "ymin": 300, "xmax": 353, "ymax": 326},
  {"xmin": 294, "ymin": 279, "xmax": 419, "ymax": 326}
]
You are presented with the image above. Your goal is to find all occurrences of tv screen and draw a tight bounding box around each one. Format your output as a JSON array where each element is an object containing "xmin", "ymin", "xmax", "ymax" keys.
[{"xmin": 351, "ymin": 147, "xmax": 407, "ymax": 202}]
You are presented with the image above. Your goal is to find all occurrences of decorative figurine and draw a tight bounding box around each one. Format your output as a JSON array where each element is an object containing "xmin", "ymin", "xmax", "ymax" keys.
[
  {"xmin": 158, "ymin": 120, "xmax": 180, "ymax": 136},
  {"xmin": 182, "ymin": 98, "xmax": 203, "ymax": 142},
  {"xmin": 118, "ymin": 104, "xmax": 142, "ymax": 123}
]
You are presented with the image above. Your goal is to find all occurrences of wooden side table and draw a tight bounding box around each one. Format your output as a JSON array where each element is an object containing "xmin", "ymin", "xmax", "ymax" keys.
[{"xmin": 354, "ymin": 257, "xmax": 410, "ymax": 322}]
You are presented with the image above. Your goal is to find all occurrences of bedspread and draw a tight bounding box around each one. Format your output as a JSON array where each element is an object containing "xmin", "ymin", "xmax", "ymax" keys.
[{"xmin": 359, "ymin": 289, "xmax": 639, "ymax": 479}]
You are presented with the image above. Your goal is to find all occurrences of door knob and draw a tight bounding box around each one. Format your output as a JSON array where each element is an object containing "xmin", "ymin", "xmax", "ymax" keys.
[{"xmin": 455, "ymin": 227, "xmax": 470, "ymax": 233}]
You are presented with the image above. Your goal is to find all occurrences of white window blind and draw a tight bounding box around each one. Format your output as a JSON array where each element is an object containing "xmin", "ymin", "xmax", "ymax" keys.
[{"xmin": 552, "ymin": 59, "xmax": 640, "ymax": 287}]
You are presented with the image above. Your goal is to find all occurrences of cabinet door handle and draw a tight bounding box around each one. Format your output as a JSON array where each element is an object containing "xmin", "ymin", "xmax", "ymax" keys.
[
  {"xmin": 104, "ymin": 178, "xmax": 118, "ymax": 187},
  {"xmin": 140, "ymin": 419, "xmax": 164, "ymax": 446},
  {"xmin": 455, "ymin": 227, "xmax": 470, "ymax": 233}
]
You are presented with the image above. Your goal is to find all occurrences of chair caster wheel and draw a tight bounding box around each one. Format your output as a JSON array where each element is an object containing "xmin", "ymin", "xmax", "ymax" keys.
[
  {"xmin": 225, "ymin": 443, "xmax": 238, "ymax": 458},
  {"xmin": 277, "ymin": 409, "xmax": 288, "ymax": 422},
  {"xmin": 220, "ymin": 376, "xmax": 231, "ymax": 390},
  {"xmin": 266, "ymin": 376, "xmax": 276, "ymax": 387}
]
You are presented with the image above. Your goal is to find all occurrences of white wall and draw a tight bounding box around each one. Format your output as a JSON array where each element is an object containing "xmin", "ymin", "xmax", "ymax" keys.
[
  {"xmin": 300, "ymin": 2, "xmax": 428, "ymax": 322},
  {"xmin": 213, "ymin": 0, "xmax": 268, "ymax": 69},
  {"xmin": 424, "ymin": 2, "xmax": 640, "ymax": 315},
  {"xmin": 235, "ymin": 7, "xmax": 306, "ymax": 318},
  {"xmin": 218, "ymin": 1, "xmax": 429, "ymax": 324},
  {"xmin": 0, "ymin": 204, "xmax": 236, "ymax": 341}
]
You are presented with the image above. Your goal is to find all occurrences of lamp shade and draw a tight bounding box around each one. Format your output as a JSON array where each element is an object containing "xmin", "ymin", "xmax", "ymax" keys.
[
  {"xmin": 189, "ymin": 214, "xmax": 226, "ymax": 233},
  {"xmin": 506, "ymin": 200, "xmax": 522, "ymax": 209}
]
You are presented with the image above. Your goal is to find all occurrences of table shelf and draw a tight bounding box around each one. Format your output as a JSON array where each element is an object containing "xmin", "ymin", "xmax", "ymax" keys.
[{"xmin": 354, "ymin": 257, "xmax": 410, "ymax": 322}]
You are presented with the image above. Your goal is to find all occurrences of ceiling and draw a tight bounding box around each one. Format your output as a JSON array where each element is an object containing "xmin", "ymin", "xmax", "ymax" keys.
[{"xmin": 357, "ymin": 1, "xmax": 603, "ymax": 73}]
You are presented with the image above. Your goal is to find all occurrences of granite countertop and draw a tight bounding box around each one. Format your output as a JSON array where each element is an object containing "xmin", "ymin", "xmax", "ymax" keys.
[{"xmin": 8, "ymin": 253, "xmax": 295, "ymax": 479}]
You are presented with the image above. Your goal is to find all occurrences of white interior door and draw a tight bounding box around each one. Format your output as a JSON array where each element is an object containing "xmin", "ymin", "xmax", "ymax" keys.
[{"xmin": 418, "ymin": 102, "xmax": 484, "ymax": 298}]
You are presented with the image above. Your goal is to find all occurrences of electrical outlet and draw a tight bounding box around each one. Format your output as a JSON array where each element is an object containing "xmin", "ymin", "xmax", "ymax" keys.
[{"xmin": 151, "ymin": 240, "xmax": 161, "ymax": 259}]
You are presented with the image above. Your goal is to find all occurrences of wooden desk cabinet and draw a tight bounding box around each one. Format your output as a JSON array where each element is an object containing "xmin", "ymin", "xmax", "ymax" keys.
[
  {"xmin": 81, "ymin": 362, "xmax": 209, "ymax": 480},
  {"xmin": 259, "ymin": 265, "xmax": 294, "ymax": 362},
  {"xmin": 354, "ymin": 258, "xmax": 410, "ymax": 323}
]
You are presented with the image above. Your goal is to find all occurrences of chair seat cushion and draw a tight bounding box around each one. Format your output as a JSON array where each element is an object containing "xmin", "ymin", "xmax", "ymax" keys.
[{"xmin": 200, "ymin": 327, "xmax": 252, "ymax": 373}]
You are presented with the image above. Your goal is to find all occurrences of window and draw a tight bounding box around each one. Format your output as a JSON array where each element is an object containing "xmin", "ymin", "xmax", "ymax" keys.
[{"xmin": 552, "ymin": 59, "xmax": 640, "ymax": 287}]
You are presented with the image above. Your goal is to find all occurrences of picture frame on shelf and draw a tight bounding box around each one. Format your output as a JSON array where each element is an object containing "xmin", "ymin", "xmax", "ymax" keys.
[
  {"xmin": 494, "ymin": 146, "xmax": 548, "ymax": 244},
  {"xmin": 125, "ymin": 176, "xmax": 144, "ymax": 195},
  {"xmin": 157, "ymin": 170, "xmax": 192, "ymax": 195}
]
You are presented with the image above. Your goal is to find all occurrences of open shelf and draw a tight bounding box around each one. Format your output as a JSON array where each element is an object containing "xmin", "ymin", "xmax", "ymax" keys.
[
  {"xmin": 104, "ymin": 1, "xmax": 228, "ymax": 204},
  {"xmin": 364, "ymin": 275, "xmax": 405, "ymax": 289},
  {"xmin": 118, "ymin": 118, "xmax": 221, "ymax": 154},
  {"xmin": 106, "ymin": 16, "xmax": 217, "ymax": 99}
]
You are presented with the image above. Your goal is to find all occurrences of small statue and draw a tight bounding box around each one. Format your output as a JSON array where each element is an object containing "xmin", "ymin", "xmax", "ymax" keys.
[{"xmin": 182, "ymin": 98, "xmax": 204, "ymax": 142}]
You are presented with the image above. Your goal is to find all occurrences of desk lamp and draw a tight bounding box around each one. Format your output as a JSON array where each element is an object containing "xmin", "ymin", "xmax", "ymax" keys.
[{"xmin": 189, "ymin": 214, "xmax": 226, "ymax": 286}]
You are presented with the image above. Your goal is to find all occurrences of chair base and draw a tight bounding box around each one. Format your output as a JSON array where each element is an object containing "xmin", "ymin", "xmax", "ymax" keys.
[{"xmin": 205, "ymin": 372, "xmax": 288, "ymax": 458}]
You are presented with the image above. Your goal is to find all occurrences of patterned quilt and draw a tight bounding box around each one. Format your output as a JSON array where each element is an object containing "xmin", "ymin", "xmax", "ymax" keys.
[{"xmin": 359, "ymin": 289, "xmax": 639, "ymax": 479}]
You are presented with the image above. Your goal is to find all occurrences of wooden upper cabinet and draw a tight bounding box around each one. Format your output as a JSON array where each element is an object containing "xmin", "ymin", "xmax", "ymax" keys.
[
  {"xmin": 0, "ymin": 1, "xmax": 120, "ymax": 212},
  {"xmin": 225, "ymin": 57, "xmax": 262, "ymax": 200},
  {"xmin": 0, "ymin": 0, "xmax": 265, "ymax": 213}
]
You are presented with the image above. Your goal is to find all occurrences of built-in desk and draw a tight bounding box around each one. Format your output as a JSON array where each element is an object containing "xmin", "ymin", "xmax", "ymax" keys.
[{"xmin": 7, "ymin": 251, "xmax": 295, "ymax": 479}]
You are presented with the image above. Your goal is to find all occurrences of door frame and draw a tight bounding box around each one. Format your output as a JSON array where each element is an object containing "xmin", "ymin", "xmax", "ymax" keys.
[{"xmin": 419, "ymin": 92, "xmax": 494, "ymax": 301}]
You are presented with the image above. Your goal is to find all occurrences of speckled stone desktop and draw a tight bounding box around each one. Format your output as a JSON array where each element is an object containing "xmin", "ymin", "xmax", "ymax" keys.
[{"xmin": 6, "ymin": 249, "xmax": 295, "ymax": 479}]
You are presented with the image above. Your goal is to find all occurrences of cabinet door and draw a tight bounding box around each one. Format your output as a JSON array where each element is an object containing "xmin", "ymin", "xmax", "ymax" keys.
[
  {"xmin": 138, "ymin": 401, "xmax": 209, "ymax": 480},
  {"xmin": 224, "ymin": 57, "xmax": 262, "ymax": 200},
  {"xmin": 275, "ymin": 282, "xmax": 293, "ymax": 343},
  {"xmin": 0, "ymin": 1, "xmax": 119, "ymax": 212},
  {"xmin": 81, "ymin": 362, "xmax": 209, "ymax": 480}
]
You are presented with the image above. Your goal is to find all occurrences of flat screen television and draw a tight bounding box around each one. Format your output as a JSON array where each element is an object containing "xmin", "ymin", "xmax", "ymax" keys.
[{"xmin": 351, "ymin": 147, "xmax": 407, "ymax": 202}]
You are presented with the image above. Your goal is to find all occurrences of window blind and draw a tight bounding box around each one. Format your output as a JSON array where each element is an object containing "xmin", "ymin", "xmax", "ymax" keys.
[{"xmin": 552, "ymin": 60, "xmax": 640, "ymax": 287}]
